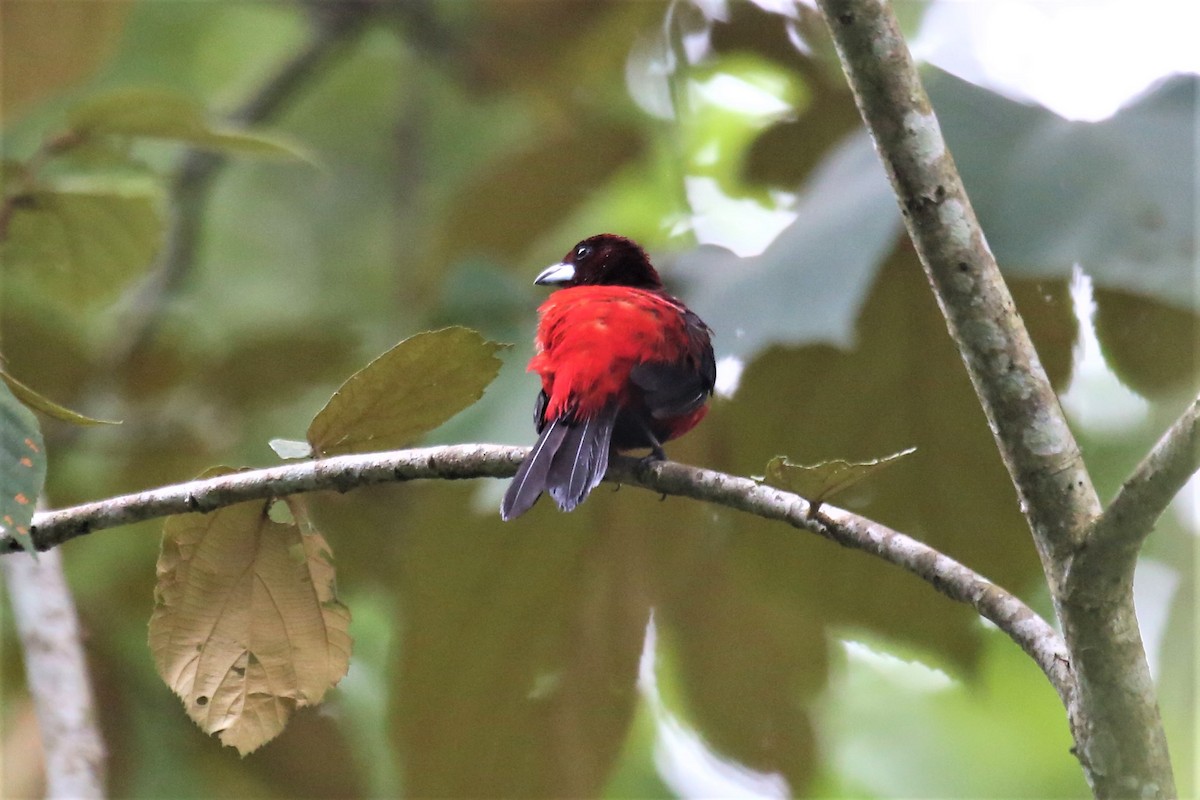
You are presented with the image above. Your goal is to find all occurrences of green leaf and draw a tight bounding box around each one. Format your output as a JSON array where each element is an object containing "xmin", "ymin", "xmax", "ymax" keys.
[
  {"xmin": 67, "ymin": 87, "xmax": 309, "ymax": 159},
  {"xmin": 307, "ymin": 327, "xmax": 509, "ymax": 457},
  {"xmin": 763, "ymin": 447, "xmax": 917, "ymax": 506},
  {"xmin": 0, "ymin": 380, "xmax": 47, "ymax": 555},
  {"xmin": 269, "ymin": 438, "xmax": 313, "ymax": 460},
  {"xmin": 2, "ymin": 180, "xmax": 163, "ymax": 308},
  {"xmin": 0, "ymin": 369, "xmax": 121, "ymax": 426}
]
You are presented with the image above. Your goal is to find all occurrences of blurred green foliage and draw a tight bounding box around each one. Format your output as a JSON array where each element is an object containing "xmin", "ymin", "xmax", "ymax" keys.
[{"xmin": 1, "ymin": 1, "xmax": 1195, "ymax": 797}]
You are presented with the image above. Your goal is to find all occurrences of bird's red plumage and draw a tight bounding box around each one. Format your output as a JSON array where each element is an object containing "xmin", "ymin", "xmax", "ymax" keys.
[
  {"xmin": 531, "ymin": 285, "xmax": 703, "ymax": 426},
  {"xmin": 501, "ymin": 234, "xmax": 715, "ymax": 520}
]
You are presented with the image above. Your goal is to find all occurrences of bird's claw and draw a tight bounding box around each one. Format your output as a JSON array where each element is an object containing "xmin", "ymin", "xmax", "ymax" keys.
[{"xmin": 639, "ymin": 447, "xmax": 666, "ymax": 466}]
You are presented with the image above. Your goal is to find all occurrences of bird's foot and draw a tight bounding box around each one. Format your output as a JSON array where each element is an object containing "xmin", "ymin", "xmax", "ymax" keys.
[{"xmin": 637, "ymin": 448, "xmax": 665, "ymax": 470}]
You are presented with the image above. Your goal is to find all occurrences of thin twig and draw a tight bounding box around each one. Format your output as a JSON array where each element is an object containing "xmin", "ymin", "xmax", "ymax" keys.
[{"xmin": 5, "ymin": 444, "xmax": 1074, "ymax": 705}]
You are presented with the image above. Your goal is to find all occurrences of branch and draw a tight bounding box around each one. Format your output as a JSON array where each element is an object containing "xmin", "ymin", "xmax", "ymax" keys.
[
  {"xmin": 4, "ymin": 444, "xmax": 1073, "ymax": 705},
  {"xmin": 2, "ymin": 549, "xmax": 106, "ymax": 798},
  {"xmin": 813, "ymin": 0, "xmax": 1173, "ymax": 796},
  {"xmin": 1087, "ymin": 393, "xmax": 1200, "ymax": 558}
]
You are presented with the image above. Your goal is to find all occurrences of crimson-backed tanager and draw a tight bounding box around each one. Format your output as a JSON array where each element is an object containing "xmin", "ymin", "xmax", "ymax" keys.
[{"xmin": 501, "ymin": 234, "xmax": 716, "ymax": 520}]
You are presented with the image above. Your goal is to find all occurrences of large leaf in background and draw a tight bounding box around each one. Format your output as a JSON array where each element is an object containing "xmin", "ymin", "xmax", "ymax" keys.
[
  {"xmin": 375, "ymin": 481, "xmax": 647, "ymax": 797},
  {"xmin": 461, "ymin": 1, "xmax": 667, "ymax": 99},
  {"xmin": 149, "ymin": 488, "xmax": 351, "ymax": 756},
  {"xmin": 0, "ymin": 380, "xmax": 46, "ymax": 555},
  {"xmin": 433, "ymin": 122, "xmax": 645, "ymax": 268},
  {"xmin": 935, "ymin": 69, "xmax": 1198, "ymax": 397},
  {"xmin": 701, "ymin": 247, "xmax": 1074, "ymax": 679},
  {"xmin": 307, "ymin": 327, "xmax": 507, "ymax": 457},
  {"xmin": 931, "ymin": 69, "xmax": 1196, "ymax": 310},
  {"xmin": 67, "ymin": 87, "xmax": 307, "ymax": 158},
  {"xmin": 2, "ymin": 180, "xmax": 163, "ymax": 309},
  {"xmin": 1093, "ymin": 287, "xmax": 1200, "ymax": 398},
  {"xmin": 653, "ymin": 530, "xmax": 827, "ymax": 791},
  {"xmin": 717, "ymin": 69, "xmax": 1196, "ymax": 365},
  {"xmin": 0, "ymin": 0, "xmax": 132, "ymax": 121},
  {"xmin": 676, "ymin": 131, "xmax": 901, "ymax": 357}
]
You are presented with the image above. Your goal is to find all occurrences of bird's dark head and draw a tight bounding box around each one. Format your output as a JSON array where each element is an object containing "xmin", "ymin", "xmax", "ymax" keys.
[{"xmin": 534, "ymin": 234, "xmax": 663, "ymax": 291}]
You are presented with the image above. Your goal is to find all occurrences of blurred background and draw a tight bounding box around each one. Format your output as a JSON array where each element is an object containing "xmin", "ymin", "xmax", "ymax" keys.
[{"xmin": 1, "ymin": 0, "xmax": 1195, "ymax": 796}]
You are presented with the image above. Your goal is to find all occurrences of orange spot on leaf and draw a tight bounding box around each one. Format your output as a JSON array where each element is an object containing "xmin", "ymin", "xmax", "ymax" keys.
[
  {"xmin": 24, "ymin": 438, "xmax": 40, "ymax": 453},
  {"xmin": 14, "ymin": 493, "xmax": 29, "ymax": 505},
  {"xmin": 19, "ymin": 457, "xmax": 32, "ymax": 468}
]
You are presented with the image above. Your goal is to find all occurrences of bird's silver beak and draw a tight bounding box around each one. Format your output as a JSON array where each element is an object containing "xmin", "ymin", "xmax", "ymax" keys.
[{"xmin": 534, "ymin": 262, "xmax": 576, "ymax": 286}]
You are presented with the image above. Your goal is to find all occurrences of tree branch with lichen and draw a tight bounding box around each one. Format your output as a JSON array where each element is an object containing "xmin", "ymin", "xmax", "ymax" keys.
[
  {"xmin": 1083, "ymin": 393, "xmax": 1200, "ymax": 563},
  {"xmin": 812, "ymin": 0, "xmax": 1180, "ymax": 796},
  {"xmin": 4, "ymin": 443, "xmax": 1074, "ymax": 707}
]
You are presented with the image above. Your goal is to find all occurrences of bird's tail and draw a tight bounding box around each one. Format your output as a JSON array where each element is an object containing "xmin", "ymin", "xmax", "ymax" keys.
[{"xmin": 500, "ymin": 405, "xmax": 618, "ymax": 521}]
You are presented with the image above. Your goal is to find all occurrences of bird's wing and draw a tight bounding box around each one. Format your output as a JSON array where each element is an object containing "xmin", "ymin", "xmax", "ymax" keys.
[{"xmin": 629, "ymin": 309, "xmax": 716, "ymax": 419}]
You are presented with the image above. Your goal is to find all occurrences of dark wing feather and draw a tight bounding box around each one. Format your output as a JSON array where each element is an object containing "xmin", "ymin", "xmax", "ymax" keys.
[
  {"xmin": 502, "ymin": 402, "xmax": 620, "ymax": 520},
  {"xmin": 546, "ymin": 403, "xmax": 618, "ymax": 512},
  {"xmin": 533, "ymin": 389, "xmax": 549, "ymax": 433},
  {"xmin": 501, "ymin": 415, "xmax": 569, "ymax": 521},
  {"xmin": 630, "ymin": 309, "xmax": 716, "ymax": 419}
]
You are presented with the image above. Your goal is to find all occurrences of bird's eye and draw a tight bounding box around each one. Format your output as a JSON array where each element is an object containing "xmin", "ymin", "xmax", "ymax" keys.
[{"xmin": 574, "ymin": 244, "xmax": 592, "ymax": 260}]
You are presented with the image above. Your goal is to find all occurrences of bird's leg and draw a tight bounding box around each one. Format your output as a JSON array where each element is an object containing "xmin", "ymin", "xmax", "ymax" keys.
[{"xmin": 634, "ymin": 418, "xmax": 667, "ymax": 467}]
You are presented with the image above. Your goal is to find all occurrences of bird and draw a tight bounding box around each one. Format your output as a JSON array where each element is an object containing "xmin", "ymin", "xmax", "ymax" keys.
[{"xmin": 501, "ymin": 234, "xmax": 716, "ymax": 521}]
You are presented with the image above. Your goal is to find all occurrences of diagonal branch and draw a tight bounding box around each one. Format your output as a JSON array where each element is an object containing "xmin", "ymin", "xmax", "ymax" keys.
[
  {"xmin": 4, "ymin": 444, "xmax": 1073, "ymax": 706},
  {"xmin": 813, "ymin": 0, "xmax": 1174, "ymax": 796},
  {"xmin": 1087, "ymin": 393, "xmax": 1200, "ymax": 558}
]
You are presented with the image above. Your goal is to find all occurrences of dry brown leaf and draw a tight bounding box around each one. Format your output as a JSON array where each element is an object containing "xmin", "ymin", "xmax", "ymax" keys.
[{"xmin": 149, "ymin": 493, "xmax": 351, "ymax": 755}]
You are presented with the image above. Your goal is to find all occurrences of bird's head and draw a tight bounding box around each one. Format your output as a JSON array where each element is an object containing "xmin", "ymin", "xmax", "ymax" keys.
[{"xmin": 534, "ymin": 234, "xmax": 663, "ymax": 291}]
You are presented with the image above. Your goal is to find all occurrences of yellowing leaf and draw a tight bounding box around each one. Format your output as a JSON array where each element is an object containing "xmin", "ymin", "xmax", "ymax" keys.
[
  {"xmin": 3, "ymin": 182, "xmax": 163, "ymax": 308},
  {"xmin": 149, "ymin": 489, "xmax": 351, "ymax": 755},
  {"xmin": 307, "ymin": 327, "xmax": 508, "ymax": 457},
  {"xmin": 68, "ymin": 87, "xmax": 308, "ymax": 159},
  {"xmin": 0, "ymin": 381, "xmax": 46, "ymax": 556},
  {"xmin": 0, "ymin": 369, "xmax": 121, "ymax": 426},
  {"xmin": 763, "ymin": 447, "xmax": 917, "ymax": 506}
]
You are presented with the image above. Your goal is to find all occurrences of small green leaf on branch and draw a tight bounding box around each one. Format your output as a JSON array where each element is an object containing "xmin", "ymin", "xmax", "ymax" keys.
[
  {"xmin": 763, "ymin": 446, "xmax": 917, "ymax": 507},
  {"xmin": 307, "ymin": 327, "xmax": 509, "ymax": 457}
]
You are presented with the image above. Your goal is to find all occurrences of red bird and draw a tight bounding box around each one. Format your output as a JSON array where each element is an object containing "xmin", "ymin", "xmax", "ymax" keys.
[{"xmin": 501, "ymin": 234, "xmax": 716, "ymax": 520}]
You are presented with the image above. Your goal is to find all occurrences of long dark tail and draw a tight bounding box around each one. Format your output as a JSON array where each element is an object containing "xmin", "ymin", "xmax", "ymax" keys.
[{"xmin": 500, "ymin": 405, "xmax": 618, "ymax": 521}]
